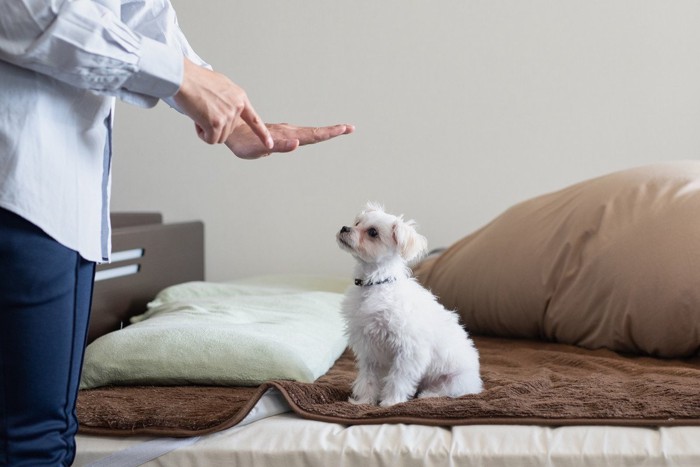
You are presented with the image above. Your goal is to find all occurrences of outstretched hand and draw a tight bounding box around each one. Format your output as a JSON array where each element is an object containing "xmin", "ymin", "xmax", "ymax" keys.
[
  {"xmin": 225, "ymin": 122, "xmax": 355, "ymax": 160},
  {"xmin": 174, "ymin": 59, "xmax": 354, "ymax": 157}
]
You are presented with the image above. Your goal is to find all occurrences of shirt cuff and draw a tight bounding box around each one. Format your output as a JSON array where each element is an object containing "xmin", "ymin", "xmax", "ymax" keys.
[{"xmin": 123, "ymin": 36, "xmax": 183, "ymax": 99}]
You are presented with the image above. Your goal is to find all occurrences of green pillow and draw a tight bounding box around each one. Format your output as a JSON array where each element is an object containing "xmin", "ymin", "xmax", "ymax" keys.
[{"xmin": 80, "ymin": 276, "xmax": 349, "ymax": 389}]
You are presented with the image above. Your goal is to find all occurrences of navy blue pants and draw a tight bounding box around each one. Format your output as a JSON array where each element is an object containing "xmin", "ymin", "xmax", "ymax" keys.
[{"xmin": 0, "ymin": 208, "xmax": 95, "ymax": 466}]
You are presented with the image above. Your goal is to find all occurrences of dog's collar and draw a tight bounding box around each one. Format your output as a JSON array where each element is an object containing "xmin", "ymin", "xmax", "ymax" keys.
[{"xmin": 354, "ymin": 277, "xmax": 397, "ymax": 287}]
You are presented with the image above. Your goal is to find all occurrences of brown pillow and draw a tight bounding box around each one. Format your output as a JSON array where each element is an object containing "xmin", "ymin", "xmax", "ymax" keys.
[{"xmin": 414, "ymin": 162, "xmax": 700, "ymax": 358}]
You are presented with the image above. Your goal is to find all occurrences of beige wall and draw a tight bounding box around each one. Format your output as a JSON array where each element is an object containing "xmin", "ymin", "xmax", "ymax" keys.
[{"xmin": 111, "ymin": 0, "xmax": 700, "ymax": 281}]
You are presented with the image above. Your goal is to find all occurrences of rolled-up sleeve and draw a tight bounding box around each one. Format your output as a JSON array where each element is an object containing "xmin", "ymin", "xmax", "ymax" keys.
[
  {"xmin": 121, "ymin": 0, "xmax": 212, "ymax": 111},
  {"xmin": 0, "ymin": 0, "xmax": 183, "ymax": 101}
]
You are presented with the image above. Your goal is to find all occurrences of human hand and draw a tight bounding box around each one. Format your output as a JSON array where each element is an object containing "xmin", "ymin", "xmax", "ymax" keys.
[
  {"xmin": 225, "ymin": 122, "xmax": 355, "ymax": 160},
  {"xmin": 173, "ymin": 59, "xmax": 273, "ymax": 148}
]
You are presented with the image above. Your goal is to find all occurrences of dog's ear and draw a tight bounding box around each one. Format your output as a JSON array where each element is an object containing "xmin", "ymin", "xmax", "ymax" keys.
[{"xmin": 393, "ymin": 218, "xmax": 428, "ymax": 262}]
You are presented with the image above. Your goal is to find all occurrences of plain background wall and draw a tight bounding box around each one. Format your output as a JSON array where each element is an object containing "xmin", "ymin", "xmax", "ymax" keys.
[{"xmin": 111, "ymin": 1, "xmax": 700, "ymax": 281}]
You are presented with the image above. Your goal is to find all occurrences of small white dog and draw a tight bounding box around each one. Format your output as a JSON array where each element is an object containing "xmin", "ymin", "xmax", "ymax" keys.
[{"xmin": 336, "ymin": 202, "xmax": 483, "ymax": 407}]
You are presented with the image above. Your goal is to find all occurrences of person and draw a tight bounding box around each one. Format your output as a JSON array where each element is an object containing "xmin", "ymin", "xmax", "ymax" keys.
[{"xmin": 0, "ymin": 1, "xmax": 354, "ymax": 465}]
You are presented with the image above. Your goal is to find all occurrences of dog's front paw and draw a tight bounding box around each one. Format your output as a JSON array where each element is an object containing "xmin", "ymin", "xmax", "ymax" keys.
[
  {"xmin": 349, "ymin": 395, "xmax": 377, "ymax": 405},
  {"xmin": 379, "ymin": 396, "xmax": 408, "ymax": 407},
  {"xmin": 416, "ymin": 390, "xmax": 442, "ymax": 399},
  {"xmin": 351, "ymin": 377, "xmax": 379, "ymax": 405}
]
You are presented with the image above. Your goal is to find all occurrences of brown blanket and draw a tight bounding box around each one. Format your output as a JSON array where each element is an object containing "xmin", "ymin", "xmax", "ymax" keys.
[{"xmin": 77, "ymin": 336, "xmax": 700, "ymax": 437}]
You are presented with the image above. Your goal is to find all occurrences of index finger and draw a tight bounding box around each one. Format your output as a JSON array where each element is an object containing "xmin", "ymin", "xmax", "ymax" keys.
[{"xmin": 240, "ymin": 105, "xmax": 274, "ymax": 149}]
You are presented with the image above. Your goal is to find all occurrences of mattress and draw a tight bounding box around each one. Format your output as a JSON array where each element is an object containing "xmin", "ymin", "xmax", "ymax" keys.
[{"xmin": 75, "ymin": 402, "xmax": 700, "ymax": 467}]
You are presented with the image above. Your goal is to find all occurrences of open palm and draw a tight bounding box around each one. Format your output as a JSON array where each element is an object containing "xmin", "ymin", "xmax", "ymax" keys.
[{"xmin": 225, "ymin": 122, "xmax": 354, "ymax": 160}]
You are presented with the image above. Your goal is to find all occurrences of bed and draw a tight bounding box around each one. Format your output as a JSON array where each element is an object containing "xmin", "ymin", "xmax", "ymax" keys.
[{"xmin": 75, "ymin": 162, "xmax": 700, "ymax": 467}]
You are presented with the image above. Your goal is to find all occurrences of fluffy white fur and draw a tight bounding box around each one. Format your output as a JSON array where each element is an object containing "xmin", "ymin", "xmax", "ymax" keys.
[{"xmin": 336, "ymin": 202, "xmax": 483, "ymax": 407}]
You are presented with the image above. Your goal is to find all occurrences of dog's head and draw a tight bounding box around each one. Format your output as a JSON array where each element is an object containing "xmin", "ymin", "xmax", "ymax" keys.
[{"xmin": 337, "ymin": 202, "xmax": 428, "ymax": 264}]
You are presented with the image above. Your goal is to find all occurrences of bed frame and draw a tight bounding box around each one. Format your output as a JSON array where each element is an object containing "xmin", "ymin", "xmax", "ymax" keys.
[{"xmin": 88, "ymin": 212, "xmax": 204, "ymax": 343}]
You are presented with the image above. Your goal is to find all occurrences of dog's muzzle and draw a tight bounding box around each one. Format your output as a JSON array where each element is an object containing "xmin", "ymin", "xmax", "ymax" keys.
[{"xmin": 337, "ymin": 227, "xmax": 353, "ymax": 249}]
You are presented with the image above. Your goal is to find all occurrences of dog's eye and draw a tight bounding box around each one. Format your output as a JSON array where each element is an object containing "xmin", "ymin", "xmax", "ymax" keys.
[{"xmin": 367, "ymin": 227, "xmax": 379, "ymax": 238}]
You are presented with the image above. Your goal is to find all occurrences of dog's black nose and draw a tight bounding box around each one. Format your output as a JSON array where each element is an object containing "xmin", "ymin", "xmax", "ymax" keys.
[{"xmin": 340, "ymin": 226, "xmax": 351, "ymax": 233}]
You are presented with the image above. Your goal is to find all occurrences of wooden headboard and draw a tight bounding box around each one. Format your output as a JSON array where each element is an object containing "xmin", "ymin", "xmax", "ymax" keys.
[{"xmin": 88, "ymin": 212, "xmax": 205, "ymax": 343}]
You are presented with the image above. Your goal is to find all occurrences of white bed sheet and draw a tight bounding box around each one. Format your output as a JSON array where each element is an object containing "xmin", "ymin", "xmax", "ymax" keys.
[{"xmin": 75, "ymin": 416, "xmax": 700, "ymax": 467}]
